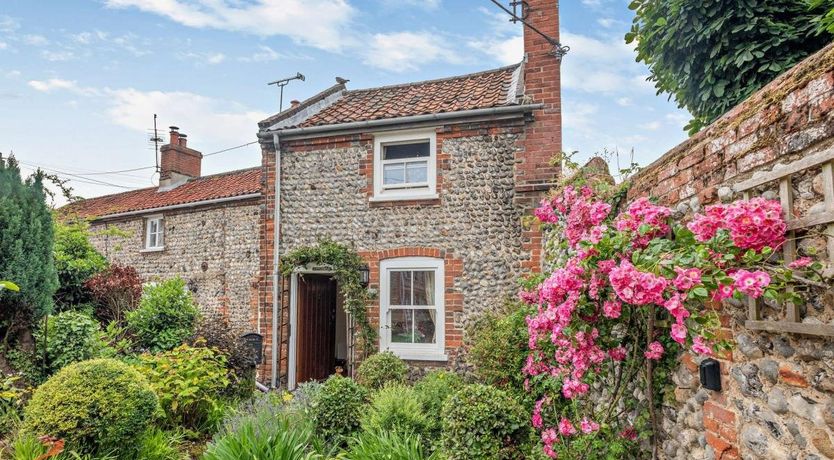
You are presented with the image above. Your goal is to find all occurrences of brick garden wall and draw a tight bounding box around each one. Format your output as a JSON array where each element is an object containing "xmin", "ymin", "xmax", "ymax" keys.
[
  {"xmin": 628, "ymin": 43, "xmax": 834, "ymax": 459},
  {"xmin": 88, "ymin": 200, "xmax": 261, "ymax": 335}
]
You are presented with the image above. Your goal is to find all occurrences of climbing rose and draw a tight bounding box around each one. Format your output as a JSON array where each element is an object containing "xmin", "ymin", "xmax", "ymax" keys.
[
  {"xmin": 671, "ymin": 323, "xmax": 687, "ymax": 344},
  {"xmin": 788, "ymin": 257, "xmax": 812, "ymax": 269},
  {"xmin": 673, "ymin": 267, "xmax": 702, "ymax": 290},
  {"xmin": 711, "ymin": 283, "xmax": 734, "ymax": 301},
  {"xmin": 663, "ymin": 293, "xmax": 690, "ymax": 323},
  {"xmin": 724, "ymin": 198, "xmax": 785, "ymax": 251},
  {"xmin": 687, "ymin": 204, "xmax": 726, "ymax": 242},
  {"xmin": 609, "ymin": 346, "xmax": 627, "ymax": 361},
  {"xmin": 644, "ymin": 341, "xmax": 664, "ymax": 360},
  {"xmin": 614, "ymin": 197, "xmax": 671, "ymax": 247},
  {"xmin": 692, "ymin": 336, "xmax": 713, "ymax": 355},
  {"xmin": 619, "ymin": 426, "xmax": 638, "ymax": 441},
  {"xmin": 558, "ymin": 418, "xmax": 577, "ymax": 436},
  {"xmin": 580, "ymin": 418, "xmax": 600, "ymax": 434},
  {"xmin": 731, "ymin": 269, "xmax": 770, "ymax": 298},
  {"xmin": 603, "ymin": 299, "xmax": 622, "ymax": 319},
  {"xmin": 609, "ymin": 260, "xmax": 668, "ymax": 305},
  {"xmin": 542, "ymin": 429, "xmax": 559, "ymax": 458}
]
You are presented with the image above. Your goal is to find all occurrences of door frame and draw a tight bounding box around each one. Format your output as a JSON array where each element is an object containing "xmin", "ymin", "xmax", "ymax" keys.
[{"xmin": 288, "ymin": 267, "xmax": 335, "ymax": 390}]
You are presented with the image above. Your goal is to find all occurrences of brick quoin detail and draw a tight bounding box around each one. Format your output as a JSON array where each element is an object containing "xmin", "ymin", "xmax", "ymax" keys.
[{"xmin": 359, "ymin": 247, "xmax": 465, "ymax": 353}]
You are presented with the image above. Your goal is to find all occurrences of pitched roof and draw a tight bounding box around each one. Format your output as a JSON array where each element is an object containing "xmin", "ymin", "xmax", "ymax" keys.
[
  {"xmin": 61, "ymin": 167, "xmax": 261, "ymax": 220},
  {"xmin": 261, "ymin": 64, "xmax": 522, "ymax": 130}
]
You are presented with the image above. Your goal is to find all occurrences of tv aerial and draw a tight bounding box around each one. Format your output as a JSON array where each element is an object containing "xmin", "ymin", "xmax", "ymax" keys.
[{"xmin": 268, "ymin": 72, "xmax": 305, "ymax": 112}]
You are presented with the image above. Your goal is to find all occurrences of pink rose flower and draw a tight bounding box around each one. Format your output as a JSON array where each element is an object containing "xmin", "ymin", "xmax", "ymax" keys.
[
  {"xmin": 609, "ymin": 346, "xmax": 627, "ymax": 361},
  {"xmin": 670, "ymin": 323, "xmax": 687, "ymax": 344},
  {"xmin": 558, "ymin": 418, "xmax": 577, "ymax": 436},
  {"xmin": 580, "ymin": 418, "xmax": 600, "ymax": 434},
  {"xmin": 644, "ymin": 341, "xmax": 664, "ymax": 360},
  {"xmin": 692, "ymin": 336, "xmax": 713, "ymax": 355},
  {"xmin": 788, "ymin": 257, "xmax": 812, "ymax": 269},
  {"xmin": 603, "ymin": 299, "xmax": 622, "ymax": 319}
]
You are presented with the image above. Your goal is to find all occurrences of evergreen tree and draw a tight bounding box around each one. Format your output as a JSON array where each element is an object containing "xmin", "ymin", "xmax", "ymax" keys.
[{"xmin": 0, "ymin": 154, "xmax": 59, "ymax": 341}]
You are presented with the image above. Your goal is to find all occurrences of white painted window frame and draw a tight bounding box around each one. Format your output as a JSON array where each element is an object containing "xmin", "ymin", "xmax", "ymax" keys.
[
  {"xmin": 371, "ymin": 129, "xmax": 438, "ymax": 202},
  {"xmin": 143, "ymin": 215, "xmax": 164, "ymax": 251},
  {"xmin": 379, "ymin": 257, "xmax": 447, "ymax": 361}
]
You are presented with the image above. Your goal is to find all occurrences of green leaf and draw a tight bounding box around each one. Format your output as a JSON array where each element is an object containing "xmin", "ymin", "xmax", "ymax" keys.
[{"xmin": 0, "ymin": 281, "xmax": 19, "ymax": 292}]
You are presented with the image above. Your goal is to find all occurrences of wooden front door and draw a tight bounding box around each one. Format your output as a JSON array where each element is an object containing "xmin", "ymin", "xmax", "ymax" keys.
[{"xmin": 295, "ymin": 274, "xmax": 337, "ymax": 384}]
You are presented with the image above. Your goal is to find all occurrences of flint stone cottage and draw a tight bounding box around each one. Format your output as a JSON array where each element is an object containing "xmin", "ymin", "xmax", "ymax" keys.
[
  {"xmin": 62, "ymin": 128, "xmax": 262, "ymax": 332},
  {"xmin": 256, "ymin": 0, "xmax": 562, "ymax": 388}
]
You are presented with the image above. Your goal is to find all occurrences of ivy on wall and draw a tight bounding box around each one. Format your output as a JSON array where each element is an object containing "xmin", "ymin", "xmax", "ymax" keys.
[{"xmin": 280, "ymin": 238, "xmax": 377, "ymax": 357}]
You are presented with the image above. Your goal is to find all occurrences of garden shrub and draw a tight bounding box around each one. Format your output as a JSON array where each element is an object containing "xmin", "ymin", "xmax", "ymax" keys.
[
  {"xmin": 355, "ymin": 351, "xmax": 407, "ymax": 390},
  {"xmin": 22, "ymin": 358, "xmax": 158, "ymax": 454},
  {"xmin": 286, "ymin": 380, "xmax": 323, "ymax": 418},
  {"xmin": 440, "ymin": 384, "xmax": 528, "ymax": 460},
  {"xmin": 203, "ymin": 413, "xmax": 322, "ymax": 460},
  {"xmin": 8, "ymin": 435, "xmax": 118, "ymax": 460},
  {"xmin": 53, "ymin": 220, "xmax": 108, "ymax": 308},
  {"xmin": 190, "ymin": 317, "xmax": 255, "ymax": 397},
  {"xmin": 413, "ymin": 370, "xmax": 463, "ymax": 446},
  {"xmin": 133, "ymin": 427, "xmax": 185, "ymax": 460},
  {"xmin": 346, "ymin": 430, "xmax": 439, "ymax": 460},
  {"xmin": 137, "ymin": 343, "xmax": 230, "ymax": 432},
  {"xmin": 311, "ymin": 375, "xmax": 367, "ymax": 446},
  {"xmin": 127, "ymin": 277, "xmax": 199, "ymax": 353},
  {"xmin": 361, "ymin": 383, "xmax": 430, "ymax": 442},
  {"xmin": 85, "ymin": 263, "xmax": 142, "ymax": 324},
  {"xmin": 0, "ymin": 373, "xmax": 26, "ymax": 438},
  {"xmin": 34, "ymin": 310, "xmax": 104, "ymax": 378}
]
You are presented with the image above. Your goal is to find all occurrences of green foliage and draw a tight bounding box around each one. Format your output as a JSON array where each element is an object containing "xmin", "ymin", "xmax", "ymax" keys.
[
  {"xmin": 355, "ymin": 351, "xmax": 407, "ymax": 390},
  {"xmin": 22, "ymin": 358, "xmax": 159, "ymax": 454},
  {"xmin": 53, "ymin": 220, "xmax": 107, "ymax": 308},
  {"xmin": 440, "ymin": 384, "xmax": 528, "ymax": 460},
  {"xmin": 467, "ymin": 302, "xmax": 533, "ymax": 399},
  {"xmin": 0, "ymin": 155, "xmax": 59, "ymax": 336},
  {"xmin": 8, "ymin": 435, "xmax": 118, "ymax": 460},
  {"xmin": 189, "ymin": 317, "xmax": 256, "ymax": 399},
  {"xmin": 34, "ymin": 310, "xmax": 105, "ymax": 379},
  {"xmin": 361, "ymin": 383, "xmax": 430, "ymax": 442},
  {"xmin": 413, "ymin": 370, "xmax": 463, "ymax": 446},
  {"xmin": 127, "ymin": 278, "xmax": 199, "ymax": 353},
  {"xmin": 202, "ymin": 413, "xmax": 323, "ymax": 460},
  {"xmin": 626, "ymin": 0, "xmax": 832, "ymax": 133},
  {"xmin": 311, "ymin": 375, "xmax": 367, "ymax": 446},
  {"xmin": 134, "ymin": 427, "xmax": 186, "ymax": 460},
  {"xmin": 812, "ymin": 0, "xmax": 834, "ymax": 33},
  {"xmin": 0, "ymin": 281, "xmax": 20, "ymax": 291},
  {"xmin": 137, "ymin": 343, "xmax": 230, "ymax": 432},
  {"xmin": 346, "ymin": 431, "xmax": 439, "ymax": 460},
  {"xmin": 280, "ymin": 238, "xmax": 376, "ymax": 356},
  {"xmin": 286, "ymin": 381, "xmax": 323, "ymax": 418},
  {"xmin": 0, "ymin": 373, "xmax": 26, "ymax": 437}
]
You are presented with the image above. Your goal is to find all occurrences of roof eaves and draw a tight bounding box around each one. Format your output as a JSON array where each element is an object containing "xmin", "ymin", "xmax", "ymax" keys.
[{"xmin": 342, "ymin": 63, "xmax": 522, "ymax": 95}]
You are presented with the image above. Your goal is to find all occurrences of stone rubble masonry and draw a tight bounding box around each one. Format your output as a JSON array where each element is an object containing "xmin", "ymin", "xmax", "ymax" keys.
[
  {"xmin": 629, "ymin": 43, "xmax": 834, "ymax": 459},
  {"xmin": 87, "ymin": 200, "xmax": 261, "ymax": 335}
]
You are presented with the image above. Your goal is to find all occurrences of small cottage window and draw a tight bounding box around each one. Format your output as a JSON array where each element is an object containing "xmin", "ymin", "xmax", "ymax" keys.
[
  {"xmin": 144, "ymin": 216, "xmax": 164, "ymax": 250},
  {"xmin": 372, "ymin": 130, "xmax": 437, "ymax": 201},
  {"xmin": 379, "ymin": 257, "xmax": 446, "ymax": 361}
]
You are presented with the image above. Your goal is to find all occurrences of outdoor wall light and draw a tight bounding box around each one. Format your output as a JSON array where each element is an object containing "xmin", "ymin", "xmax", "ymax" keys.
[
  {"xmin": 699, "ymin": 358, "xmax": 722, "ymax": 391},
  {"xmin": 359, "ymin": 264, "xmax": 371, "ymax": 287}
]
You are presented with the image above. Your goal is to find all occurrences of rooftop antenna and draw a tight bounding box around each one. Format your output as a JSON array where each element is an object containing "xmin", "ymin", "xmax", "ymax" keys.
[
  {"xmin": 149, "ymin": 114, "xmax": 163, "ymax": 175},
  {"xmin": 267, "ymin": 72, "xmax": 305, "ymax": 112}
]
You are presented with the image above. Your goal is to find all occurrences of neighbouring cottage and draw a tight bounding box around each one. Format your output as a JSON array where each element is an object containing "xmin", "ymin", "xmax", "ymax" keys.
[
  {"xmin": 255, "ymin": 0, "xmax": 563, "ymax": 388},
  {"xmin": 61, "ymin": 127, "xmax": 262, "ymax": 333},
  {"xmin": 626, "ymin": 44, "xmax": 834, "ymax": 459}
]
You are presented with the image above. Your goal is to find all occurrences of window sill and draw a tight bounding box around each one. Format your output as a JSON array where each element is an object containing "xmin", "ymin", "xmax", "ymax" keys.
[
  {"xmin": 369, "ymin": 193, "xmax": 439, "ymax": 203},
  {"xmin": 387, "ymin": 350, "xmax": 449, "ymax": 362},
  {"xmin": 140, "ymin": 247, "xmax": 165, "ymax": 253}
]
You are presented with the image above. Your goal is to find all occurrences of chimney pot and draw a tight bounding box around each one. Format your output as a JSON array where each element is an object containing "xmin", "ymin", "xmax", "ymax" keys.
[
  {"xmin": 179, "ymin": 133, "xmax": 187, "ymax": 147},
  {"xmin": 290, "ymin": 100, "xmax": 300, "ymax": 109},
  {"xmin": 159, "ymin": 125, "xmax": 202, "ymax": 187}
]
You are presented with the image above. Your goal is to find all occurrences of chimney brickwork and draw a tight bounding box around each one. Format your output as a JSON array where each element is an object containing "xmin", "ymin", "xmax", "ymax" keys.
[{"xmin": 160, "ymin": 126, "xmax": 202, "ymax": 187}]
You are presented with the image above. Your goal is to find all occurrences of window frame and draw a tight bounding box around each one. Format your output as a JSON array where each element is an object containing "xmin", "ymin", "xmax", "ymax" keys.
[
  {"xmin": 143, "ymin": 215, "xmax": 165, "ymax": 251},
  {"xmin": 371, "ymin": 129, "xmax": 438, "ymax": 201},
  {"xmin": 379, "ymin": 256, "xmax": 446, "ymax": 361}
]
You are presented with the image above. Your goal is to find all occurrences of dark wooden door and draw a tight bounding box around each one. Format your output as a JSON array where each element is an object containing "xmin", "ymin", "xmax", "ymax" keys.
[{"xmin": 296, "ymin": 274, "xmax": 337, "ymax": 384}]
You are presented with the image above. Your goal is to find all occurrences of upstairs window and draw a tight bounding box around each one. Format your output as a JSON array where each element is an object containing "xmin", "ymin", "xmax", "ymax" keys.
[
  {"xmin": 144, "ymin": 216, "xmax": 164, "ymax": 250},
  {"xmin": 373, "ymin": 130, "xmax": 437, "ymax": 201}
]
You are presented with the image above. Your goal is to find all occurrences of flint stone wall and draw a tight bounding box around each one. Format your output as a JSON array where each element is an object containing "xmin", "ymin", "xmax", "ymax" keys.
[
  {"xmin": 87, "ymin": 200, "xmax": 261, "ymax": 333},
  {"xmin": 629, "ymin": 43, "xmax": 834, "ymax": 460}
]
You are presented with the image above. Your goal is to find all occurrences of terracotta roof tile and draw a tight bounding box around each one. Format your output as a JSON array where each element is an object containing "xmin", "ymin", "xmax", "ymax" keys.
[
  {"xmin": 61, "ymin": 167, "xmax": 261, "ymax": 219},
  {"xmin": 295, "ymin": 64, "xmax": 519, "ymax": 128}
]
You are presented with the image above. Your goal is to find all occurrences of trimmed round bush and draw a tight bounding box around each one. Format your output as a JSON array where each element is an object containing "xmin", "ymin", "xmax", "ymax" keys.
[
  {"xmin": 361, "ymin": 383, "xmax": 430, "ymax": 440},
  {"xmin": 22, "ymin": 358, "xmax": 158, "ymax": 454},
  {"xmin": 440, "ymin": 384, "xmax": 528, "ymax": 460},
  {"xmin": 414, "ymin": 369, "xmax": 463, "ymax": 446},
  {"xmin": 355, "ymin": 351, "xmax": 407, "ymax": 390},
  {"xmin": 311, "ymin": 375, "xmax": 367, "ymax": 445}
]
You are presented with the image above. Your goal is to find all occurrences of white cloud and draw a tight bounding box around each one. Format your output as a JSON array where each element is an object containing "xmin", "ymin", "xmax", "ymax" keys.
[
  {"xmin": 0, "ymin": 15, "xmax": 20, "ymax": 34},
  {"xmin": 23, "ymin": 34, "xmax": 48, "ymax": 46},
  {"xmin": 468, "ymin": 7, "xmax": 523, "ymax": 65},
  {"xmin": 28, "ymin": 78, "xmax": 98, "ymax": 95},
  {"xmin": 640, "ymin": 121, "xmax": 662, "ymax": 131},
  {"xmin": 106, "ymin": 88, "xmax": 268, "ymax": 148},
  {"xmin": 40, "ymin": 50, "xmax": 76, "ymax": 61},
  {"xmin": 181, "ymin": 51, "xmax": 226, "ymax": 64},
  {"xmin": 5, "ymin": 70, "xmax": 21, "ymax": 78},
  {"xmin": 0, "ymin": 41, "xmax": 6, "ymax": 50},
  {"xmin": 560, "ymin": 31, "xmax": 648, "ymax": 94},
  {"xmin": 239, "ymin": 45, "xmax": 280, "ymax": 63},
  {"xmin": 616, "ymin": 97, "xmax": 632, "ymax": 107},
  {"xmin": 362, "ymin": 32, "xmax": 461, "ymax": 72},
  {"xmin": 597, "ymin": 18, "xmax": 619, "ymax": 28},
  {"xmin": 381, "ymin": 0, "xmax": 440, "ymax": 9},
  {"xmin": 104, "ymin": 0, "xmax": 355, "ymax": 52}
]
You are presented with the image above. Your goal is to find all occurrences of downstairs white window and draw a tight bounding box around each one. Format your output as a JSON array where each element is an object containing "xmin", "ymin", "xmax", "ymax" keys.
[{"xmin": 379, "ymin": 257, "xmax": 446, "ymax": 360}]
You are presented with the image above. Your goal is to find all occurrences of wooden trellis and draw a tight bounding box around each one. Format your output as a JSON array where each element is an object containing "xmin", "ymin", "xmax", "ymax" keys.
[{"xmin": 732, "ymin": 145, "xmax": 834, "ymax": 337}]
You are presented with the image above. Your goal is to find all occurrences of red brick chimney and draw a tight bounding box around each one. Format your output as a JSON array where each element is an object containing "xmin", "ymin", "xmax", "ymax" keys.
[
  {"xmin": 159, "ymin": 126, "xmax": 202, "ymax": 188},
  {"xmin": 517, "ymin": 0, "xmax": 562, "ymax": 193}
]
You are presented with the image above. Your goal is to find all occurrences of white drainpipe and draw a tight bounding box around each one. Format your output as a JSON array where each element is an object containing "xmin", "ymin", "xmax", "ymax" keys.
[{"xmin": 271, "ymin": 132, "xmax": 282, "ymax": 389}]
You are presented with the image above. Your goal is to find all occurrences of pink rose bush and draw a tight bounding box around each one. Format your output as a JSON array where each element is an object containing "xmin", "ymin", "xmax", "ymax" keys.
[{"xmin": 525, "ymin": 185, "xmax": 793, "ymax": 458}]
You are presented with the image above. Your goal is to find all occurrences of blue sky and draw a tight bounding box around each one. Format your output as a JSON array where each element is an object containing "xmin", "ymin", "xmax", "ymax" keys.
[{"xmin": 0, "ymin": 0, "xmax": 689, "ymax": 204}]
